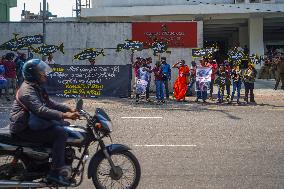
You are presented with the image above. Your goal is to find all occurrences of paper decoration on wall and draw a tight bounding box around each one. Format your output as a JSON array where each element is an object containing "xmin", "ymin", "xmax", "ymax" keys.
[
  {"xmin": 192, "ymin": 47, "xmax": 218, "ymax": 58},
  {"xmin": 151, "ymin": 41, "xmax": 169, "ymax": 56},
  {"xmin": 228, "ymin": 49, "xmax": 245, "ymax": 64},
  {"xmin": 73, "ymin": 48, "xmax": 105, "ymax": 61},
  {"xmin": 0, "ymin": 34, "xmax": 43, "ymax": 51},
  {"xmin": 116, "ymin": 40, "xmax": 144, "ymax": 52},
  {"xmin": 31, "ymin": 43, "xmax": 64, "ymax": 56},
  {"xmin": 249, "ymin": 54, "xmax": 262, "ymax": 65}
]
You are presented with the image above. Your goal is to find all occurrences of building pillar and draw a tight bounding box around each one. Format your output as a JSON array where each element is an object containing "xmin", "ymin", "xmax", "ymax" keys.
[
  {"xmin": 239, "ymin": 26, "xmax": 248, "ymax": 47},
  {"xmin": 249, "ymin": 16, "xmax": 264, "ymax": 69}
]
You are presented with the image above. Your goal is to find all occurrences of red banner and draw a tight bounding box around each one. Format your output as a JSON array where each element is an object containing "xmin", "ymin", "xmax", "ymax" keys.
[{"xmin": 132, "ymin": 22, "xmax": 197, "ymax": 48}]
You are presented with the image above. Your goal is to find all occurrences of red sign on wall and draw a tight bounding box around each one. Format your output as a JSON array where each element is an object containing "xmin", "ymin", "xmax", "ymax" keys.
[{"xmin": 132, "ymin": 22, "xmax": 197, "ymax": 48}]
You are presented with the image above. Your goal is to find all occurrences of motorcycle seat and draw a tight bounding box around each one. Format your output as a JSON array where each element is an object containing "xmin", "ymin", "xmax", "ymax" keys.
[{"xmin": 0, "ymin": 127, "xmax": 50, "ymax": 148}]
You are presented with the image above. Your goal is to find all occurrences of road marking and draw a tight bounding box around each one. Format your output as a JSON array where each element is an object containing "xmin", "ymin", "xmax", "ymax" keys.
[
  {"xmin": 134, "ymin": 144, "xmax": 197, "ymax": 147},
  {"xmin": 268, "ymin": 109, "xmax": 284, "ymax": 111},
  {"xmin": 121, "ymin": 117, "xmax": 163, "ymax": 119}
]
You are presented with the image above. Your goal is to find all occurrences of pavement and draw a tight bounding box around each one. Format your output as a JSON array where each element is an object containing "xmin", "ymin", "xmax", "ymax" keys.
[{"xmin": 0, "ymin": 79, "xmax": 283, "ymax": 189}]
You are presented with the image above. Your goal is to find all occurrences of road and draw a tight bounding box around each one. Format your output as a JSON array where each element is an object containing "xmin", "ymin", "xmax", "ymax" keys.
[{"xmin": 0, "ymin": 81, "xmax": 283, "ymax": 189}]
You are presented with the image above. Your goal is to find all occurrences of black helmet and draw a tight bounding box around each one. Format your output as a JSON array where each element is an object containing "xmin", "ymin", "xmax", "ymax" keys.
[{"xmin": 22, "ymin": 59, "xmax": 52, "ymax": 82}]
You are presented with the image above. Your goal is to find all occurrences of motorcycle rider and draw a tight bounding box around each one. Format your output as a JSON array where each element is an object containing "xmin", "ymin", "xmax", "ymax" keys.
[{"xmin": 9, "ymin": 59, "xmax": 80, "ymax": 186}]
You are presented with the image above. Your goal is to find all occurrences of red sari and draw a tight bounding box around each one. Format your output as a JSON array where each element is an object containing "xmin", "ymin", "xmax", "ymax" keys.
[{"xmin": 174, "ymin": 65, "xmax": 190, "ymax": 100}]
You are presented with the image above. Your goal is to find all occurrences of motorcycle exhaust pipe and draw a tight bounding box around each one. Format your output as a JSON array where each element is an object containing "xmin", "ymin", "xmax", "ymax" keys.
[{"xmin": 0, "ymin": 180, "xmax": 47, "ymax": 188}]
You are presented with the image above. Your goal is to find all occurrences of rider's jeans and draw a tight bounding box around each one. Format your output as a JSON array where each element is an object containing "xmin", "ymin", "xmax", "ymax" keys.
[{"xmin": 16, "ymin": 126, "xmax": 68, "ymax": 169}]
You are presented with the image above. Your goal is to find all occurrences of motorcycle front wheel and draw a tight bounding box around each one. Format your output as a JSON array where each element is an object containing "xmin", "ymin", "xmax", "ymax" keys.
[{"xmin": 91, "ymin": 150, "xmax": 141, "ymax": 189}]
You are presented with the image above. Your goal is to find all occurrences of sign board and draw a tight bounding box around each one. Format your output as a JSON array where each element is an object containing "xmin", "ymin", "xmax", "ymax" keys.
[
  {"xmin": 46, "ymin": 65, "xmax": 132, "ymax": 98},
  {"xmin": 132, "ymin": 22, "xmax": 197, "ymax": 48}
]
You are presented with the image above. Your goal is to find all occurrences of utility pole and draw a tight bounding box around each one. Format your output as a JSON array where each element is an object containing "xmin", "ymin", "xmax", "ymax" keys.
[{"xmin": 43, "ymin": 0, "xmax": 46, "ymax": 45}]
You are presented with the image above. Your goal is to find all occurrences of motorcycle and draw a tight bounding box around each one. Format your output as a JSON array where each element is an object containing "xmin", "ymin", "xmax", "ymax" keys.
[{"xmin": 0, "ymin": 99, "xmax": 141, "ymax": 188}]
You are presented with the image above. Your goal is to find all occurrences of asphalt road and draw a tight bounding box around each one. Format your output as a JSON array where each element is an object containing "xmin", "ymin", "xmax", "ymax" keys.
[{"xmin": 0, "ymin": 82, "xmax": 283, "ymax": 189}]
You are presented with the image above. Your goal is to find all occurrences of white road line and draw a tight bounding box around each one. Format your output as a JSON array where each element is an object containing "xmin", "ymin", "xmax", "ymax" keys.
[
  {"xmin": 134, "ymin": 144, "xmax": 197, "ymax": 147},
  {"xmin": 121, "ymin": 117, "xmax": 163, "ymax": 119}
]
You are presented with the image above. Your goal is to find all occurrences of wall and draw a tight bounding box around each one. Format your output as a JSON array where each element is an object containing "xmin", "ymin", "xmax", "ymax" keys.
[
  {"xmin": 92, "ymin": 0, "xmax": 234, "ymax": 7},
  {"xmin": 0, "ymin": 21, "xmax": 203, "ymax": 91}
]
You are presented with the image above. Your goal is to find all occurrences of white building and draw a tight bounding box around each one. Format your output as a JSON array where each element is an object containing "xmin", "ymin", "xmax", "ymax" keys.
[{"xmin": 82, "ymin": 0, "xmax": 284, "ymax": 68}]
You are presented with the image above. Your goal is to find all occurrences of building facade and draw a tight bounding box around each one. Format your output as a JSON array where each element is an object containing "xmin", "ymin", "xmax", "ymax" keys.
[
  {"xmin": 0, "ymin": 0, "xmax": 17, "ymax": 21},
  {"xmin": 82, "ymin": 0, "xmax": 284, "ymax": 68}
]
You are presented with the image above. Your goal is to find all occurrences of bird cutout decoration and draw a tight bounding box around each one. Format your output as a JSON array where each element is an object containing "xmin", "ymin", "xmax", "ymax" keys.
[
  {"xmin": 73, "ymin": 48, "xmax": 105, "ymax": 61},
  {"xmin": 116, "ymin": 40, "xmax": 144, "ymax": 52},
  {"xmin": 31, "ymin": 43, "xmax": 64, "ymax": 56}
]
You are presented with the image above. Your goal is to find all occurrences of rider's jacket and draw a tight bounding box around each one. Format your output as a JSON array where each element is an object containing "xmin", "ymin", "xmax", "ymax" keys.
[{"xmin": 9, "ymin": 81, "xmax": 71, "ymax": 134}]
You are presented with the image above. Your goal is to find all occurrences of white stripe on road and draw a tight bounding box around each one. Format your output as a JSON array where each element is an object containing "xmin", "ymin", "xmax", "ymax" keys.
[
  {"xmin": 134, "ymin": 144, "xmax": 197, "ymax": 147},
  {"xmin": 121, "ymin": 117, "xmax": 163, "ymax": 119}
]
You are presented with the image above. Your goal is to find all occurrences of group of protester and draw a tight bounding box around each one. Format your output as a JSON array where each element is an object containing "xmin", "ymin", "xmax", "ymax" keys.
[
  {"xmin": 133, "ymin": 56, "xmax": 257, "ymax": 104},
  {"xmin": 0, "ymin": 52, "xmax": 27, "ymax": 101},
  {"xmin": 133, "ymin": 56, "xmax": 171, "ymax": 103},
  {"xmin": 0, "ymin": 52, "xmax": 55, "ymax": 101}
]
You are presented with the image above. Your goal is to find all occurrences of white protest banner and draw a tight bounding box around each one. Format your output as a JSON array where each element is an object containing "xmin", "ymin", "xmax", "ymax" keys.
[{"xmin": 195, "ymin": 67, "xmax": 212, "ymax": 91}]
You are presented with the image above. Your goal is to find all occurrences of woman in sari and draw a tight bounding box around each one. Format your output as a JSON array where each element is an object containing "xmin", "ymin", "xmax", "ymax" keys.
[{"xmin": 172, "ymin": 60, "xmax": 190, "ymax": 101}]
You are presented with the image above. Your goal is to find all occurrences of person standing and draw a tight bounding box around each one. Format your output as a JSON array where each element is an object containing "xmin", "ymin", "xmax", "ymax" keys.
[
  {"xmin": 173, "ymin": 60, "xmax": 190, "ymax": 102},
  {"xmin": 230, "ymin": 65, "xmax": 242, "ymax": 104},
  {"xmin": 1, "ymin": 53, "xmax": 16, "ymax": 101},
  {"xmin": 135, "ymin": 59, "xmax": 151, "ymax": 103},
  {"xmin": 208, "ymin": 58, "xmax": 217, "ymax": 100},
  {"xmin": 145, "ymin": 57, "xmax": 152, "ymax": 101},
  {"xmin": 243, "ymin": 63, "xmax": 257, "ymax": 104},
  {"xmin": 132, "ymin": 57, "xmax": 141, "ymax": 97},
  {"xmin": 15, "ymin": 53, "xmax": 27, "ymax": 88},
  {"xmin": 161, "ymin": 57, "xmax": 171, "ymax": 100},
  {"xmin": 215, "ymin": 64, "xmax": 227, "ymax": 103},
  {"xmin": 188, "ymin": 60, "xmax": 197, "ymax": 95},
  {"xmin": 195, "ymin": 59, "xmax": 209, "ymax": 103},
  {"xmin": 152, "ymin": 61, "xmax": 165, "ymax": 103},
  {"xmin": 45, "ymin": 54, "xmax": 55, "ymax": 65},
  {"xmin": 224, "ymin": 61, "xmax": 232, "ymax": 102}
]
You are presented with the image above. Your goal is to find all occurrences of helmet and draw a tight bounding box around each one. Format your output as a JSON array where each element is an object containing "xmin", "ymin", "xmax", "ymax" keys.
[{"xmin": 22, "ymin": 59, "xmax": 52, "ymax": 82}]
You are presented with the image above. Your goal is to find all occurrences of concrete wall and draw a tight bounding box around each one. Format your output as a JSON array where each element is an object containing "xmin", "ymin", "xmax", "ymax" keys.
[
  {"xmin": 92, "ymin": 0, "xmax": 234, "ymax": 7},
  {"xmin": 0, "ymin": 21, "xmax": 203, "ymax": 91}
]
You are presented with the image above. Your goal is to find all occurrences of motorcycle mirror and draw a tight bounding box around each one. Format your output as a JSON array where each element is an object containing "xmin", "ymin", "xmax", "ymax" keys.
[{"xmin": 76, "ymin": 98, "xmax": 83, "ymax": 111}]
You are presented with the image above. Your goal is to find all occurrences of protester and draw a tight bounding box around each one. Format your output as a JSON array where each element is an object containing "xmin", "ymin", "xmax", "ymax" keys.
[
  {"xmin": 188, "ymin": 59, "xmax": 197, "ymax": 96},
  {"xmin": 1, "ymin": 53, "xmax": 16, "ymax": 101},
  {"xmin": 45, "ymin": 54, "xmax": 55, "ymax": 64},
  {"xmin": 243, "ymin": 63, "xmax": 257, "ymax": 103},
  {"xmin": 224, "ymin": 60, "xmax": 232, "ymax": 102},
  {"xmin": 0, "ymin": 63, "xmax": 7, "ymax": 98},
  {"xmin": 230, "ymin": 65, "xmax": 242, "ymax": 104},
  {"xmin": 152, "ymin": 61, "xmax": 165, "ymax": 103},
  {"xmin": 173, "ymin": 60, "xmax": 190, "ymax": 102},
  {"xmin": 215, "ymin": 64, "xmax": 230, "ymax": 103},
  {"xmin": 195, "ymin": 59, "xmax": 208, "ymax": 102},
  {"xmin": 135, "ymin": 59, "xmax": 151, "ymax": 103},
  {"xmin": 208, "ymin": 58, "xmax": 217, "ymax": 100},
  {"xmin": 161, "ymin": 57, "xmax": 171, "ymax": 100},
  {"xmin": 132, "ymin": 57, "xmax": 141, "ymax": 96},
  {"xmin": 145, "ymin": 57, "xmax": 152, "ymax": 101},
  {"xmin": 15, "ymin": 53, "xmax": 27, "ymax": 88}
]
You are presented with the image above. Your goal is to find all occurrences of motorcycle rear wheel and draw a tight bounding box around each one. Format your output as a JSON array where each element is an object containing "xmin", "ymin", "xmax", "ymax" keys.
[{"xmin": 91, "ymin": 150, "xmax": 141, "ymax": 189}]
